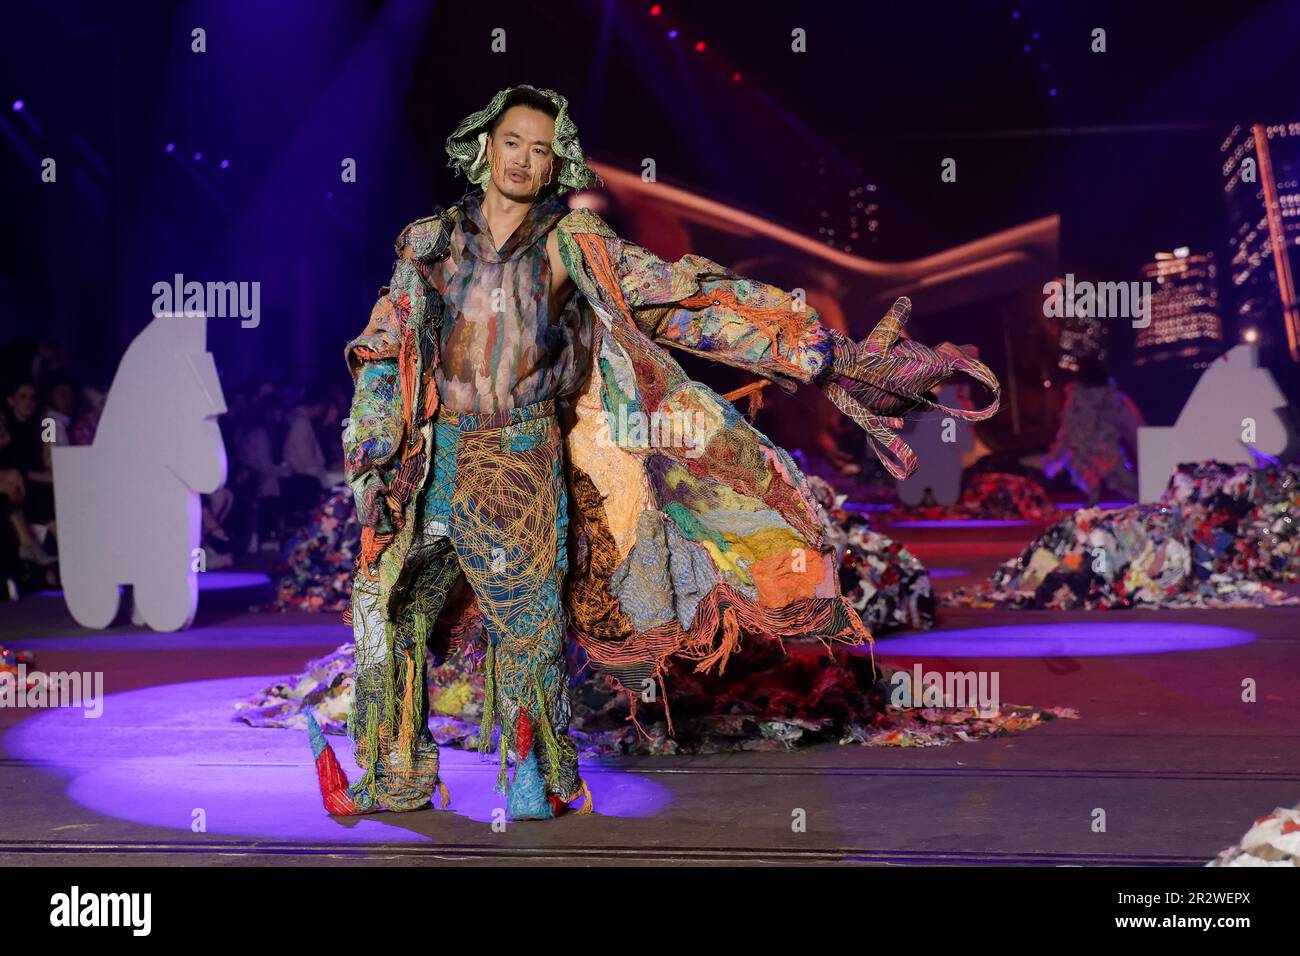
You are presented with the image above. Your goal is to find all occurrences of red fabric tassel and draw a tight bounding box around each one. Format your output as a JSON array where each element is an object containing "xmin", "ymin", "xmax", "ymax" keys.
[
  {"xmin": 315, "ymin": 746, "xmax": 358, "ymax": 815},
  {"xmin": 515, "ymin": 709, "xmax": 534, "ymax": 760}
]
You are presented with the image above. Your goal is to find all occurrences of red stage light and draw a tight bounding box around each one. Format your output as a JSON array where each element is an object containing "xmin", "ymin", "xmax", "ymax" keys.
[
  {"xmin": 649, "ymin": 4, "xmax": 661, "ymax": 15},
  {"xmin": 695, "ymin": 40, "xmax": 706, "ymax": 53}
]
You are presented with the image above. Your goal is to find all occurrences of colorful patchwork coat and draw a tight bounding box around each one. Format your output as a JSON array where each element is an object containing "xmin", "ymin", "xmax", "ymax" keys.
[{"xmin": 343, "ymin": 202, "xmax": 987, "ymax": 696}]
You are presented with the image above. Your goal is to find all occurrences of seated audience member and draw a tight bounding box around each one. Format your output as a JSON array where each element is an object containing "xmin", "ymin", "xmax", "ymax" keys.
[
  {"xmin": 0, "ymin": 381, "xmax": 56, "ymax": 531},
  {"xmin": 280, "ymin": 387, "xmax": 330, "ymax": 530},
  {"xmin": 43, "ymin": 372, "xmax": 78, "ymax": 447}
]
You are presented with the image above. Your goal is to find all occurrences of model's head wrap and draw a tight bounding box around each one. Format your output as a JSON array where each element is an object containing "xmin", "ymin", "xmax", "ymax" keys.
[{"xmin": 444, "ymin": 85, "xmax": 601, "ymax": 196}]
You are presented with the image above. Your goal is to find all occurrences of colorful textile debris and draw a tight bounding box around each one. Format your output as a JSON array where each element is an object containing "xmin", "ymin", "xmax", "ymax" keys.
[
  {"xmin": 894, "ymin": 471, "xmax": 1058, "ymax": 522},
  {"xmin": 236, "ymin": 639, "xmax": 1075, "ymax": 755},
  {"xmin": 1208, "ymin": 803, "xmax": 1300, "ymax": 867},
  {"xmin": 943, "ymin": 462, "xmax": 1300, "ymax": 610},
  {"xmin": 258, "ymin": 486, "xmax": 358, "ymax": 613},
  {"xmin": 807, "ymin": 475, "xmax": 936, "ymax": 633},
  {"xmin": 0, "ymin": 644, "xmax": 41, "ymax": 690}
]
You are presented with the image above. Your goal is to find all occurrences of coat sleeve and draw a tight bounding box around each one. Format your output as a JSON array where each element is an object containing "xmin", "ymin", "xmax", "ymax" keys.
[
  {"xmin": 341, "ymin": 218, "xmax": 435, "ymax": 536},
  {"xmin": 612, "ymin": 240, "xmax": 841, "ymax": 393},
  {"xmin": 343, "ymin": 292, "xmax": 403, "ymax": 536}
]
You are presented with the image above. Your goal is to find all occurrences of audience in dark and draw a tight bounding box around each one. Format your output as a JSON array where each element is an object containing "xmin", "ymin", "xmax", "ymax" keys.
[{"xmin": 0, "ymin": 334, "xmax": 350, "ymax": 600}]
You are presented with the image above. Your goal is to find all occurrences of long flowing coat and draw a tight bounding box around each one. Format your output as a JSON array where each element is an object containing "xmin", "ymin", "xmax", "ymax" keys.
[{"xmin": 344, "ymin": 202, "xmax": 878, "ymax": 696}]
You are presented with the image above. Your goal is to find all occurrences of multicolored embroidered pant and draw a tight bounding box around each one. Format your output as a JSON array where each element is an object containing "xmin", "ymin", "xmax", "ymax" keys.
[{"xmin": 348, "ymin": 398, "xmax": 580, "ymax": 816}]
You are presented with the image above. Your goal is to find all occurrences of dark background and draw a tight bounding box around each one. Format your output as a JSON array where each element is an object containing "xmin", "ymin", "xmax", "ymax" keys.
[{"xmin": 2, "ymin": 0, "xmax": 1298, "ymax": 440}]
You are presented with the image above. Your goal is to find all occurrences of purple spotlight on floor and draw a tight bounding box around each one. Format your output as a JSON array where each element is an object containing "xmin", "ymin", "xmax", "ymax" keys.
[
  {"xmin": 193, "ymin": 151, "xmax": 202, "ymax": 161},
  {"xmin": 165, "ymin": 142, "xmax": 175, "ymax": 153},
  {"xmin": 197, "ymin": 571, "xmax": 271, "ymax": 591},
  {"xmin": 12, "ymin": 100, "xmax": 23, "ymax": 111},
  {"xmin": 870, "ymin": 622, "xmax": 1255, "ymax": 659},
  {"xmin": 5, "ymin": 676, "xmax": 668, "ymax": 839},
  {"xmin": 219, "ymin": 159, "xmax": 229, "ymax": 169},
  {"xmin": 668, "ymin": 29, "xmax": 678, "ymax": 38}
]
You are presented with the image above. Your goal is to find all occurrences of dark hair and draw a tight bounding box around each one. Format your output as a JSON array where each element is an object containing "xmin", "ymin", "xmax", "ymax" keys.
[
  {"xmin": 488, "ymin": 88, "xmax": 559, "ymax": 135},
  {"xmin": 1076, "ymin": 356, "xmax": 1110, "ymax": 387}
]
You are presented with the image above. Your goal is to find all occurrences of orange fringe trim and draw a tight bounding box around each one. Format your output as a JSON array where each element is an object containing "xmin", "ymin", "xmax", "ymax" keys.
[{"xmin": 578, "ymin": 586, "xmax": 872, "ymax": 678}]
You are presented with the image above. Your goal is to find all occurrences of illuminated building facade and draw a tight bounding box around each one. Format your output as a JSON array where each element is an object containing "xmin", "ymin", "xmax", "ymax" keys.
[
  {"xmin": 1221, "ymin": 122, "xmax": 1300, "ymax": 361},
  {"xmin": 1053, "ymin": 279, "xmax": 1109, "ymax": 372},
  {"xmin": 1134, "ymin": 249, "xmax": 1224, "ymax": 367}
]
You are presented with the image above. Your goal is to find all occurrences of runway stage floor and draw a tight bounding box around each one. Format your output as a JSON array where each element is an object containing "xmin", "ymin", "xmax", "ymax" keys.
[{"xmin": 2, "ymin": 523, "xmax": 1297, "ymax": 867}]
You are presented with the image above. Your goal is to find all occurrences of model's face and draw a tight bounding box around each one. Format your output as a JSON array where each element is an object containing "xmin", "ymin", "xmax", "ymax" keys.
[
  {"xmin": 50, "ymin": 383, "xmax": 75, "ymax": 414},
  {"xmin": 7, "ymin": 384, "xmax": 35, "ymax": 420},
  {"xmin": 486, "ymin": 106, "xmax": 559, "ymax": 201}
]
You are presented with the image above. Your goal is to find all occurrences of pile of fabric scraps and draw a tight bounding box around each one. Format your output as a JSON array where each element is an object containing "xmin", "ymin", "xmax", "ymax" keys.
[
  {"xmin": 1208, "ymin": 803, "xmax": 1300, "ymax": 866},
  {"xmin": 235, "ymin": 637, "xmax": 1076, "ymax": 756},
  {"xmin": 1163, "ymin": 461, "xmax": 1299, "ymax": 583},
  {"xmin": 0, "ymin": 644, "xmax": 41, "ymax": 690},
  {"xmin": 258, "ymin": 485, "xmax": 358, "ymax": 613},
  {"xmin": 943, "ymin": 461, "xmax": 1300, "ymax": 610},
  {"xmin": 894, "ymin": 471, "xmax": 1058, "ymax": 522},
  {"xmin": 807, "ymin": 475, "xmax": 936, "ymax": 633},
  {"xmin": 846, "ymin": 701, "xmax": 1079, "ymax": 748}
]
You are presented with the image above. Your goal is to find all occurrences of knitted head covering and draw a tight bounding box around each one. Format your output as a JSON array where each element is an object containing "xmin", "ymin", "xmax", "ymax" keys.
[{"xmin": 444, "ymin": 85, "xmax": 601, "ymax": 196}]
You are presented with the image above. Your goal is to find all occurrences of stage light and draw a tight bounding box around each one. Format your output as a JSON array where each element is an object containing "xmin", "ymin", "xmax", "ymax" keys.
[
  {"xmin": 11, "ymin": 100, "xmax": 23, "ymax": 111},
  {"xmin": 694, "ymin": 40, "xmax": 705, "ymax": 53},
  {"xmin": 1243, "ymin": 327, "xmax": 1259, "ymax": 343},
  {"xmin": 1023, "ymin": 44, "xmax": 1031, "ymax": 53},
  {"xmin": 732, "ymin": 72, "xmax": 742, "ymax": 82},
  {"xmin": 1032, "ymin": 31, "xmax": 1040, "ymax": 40},
  {"xmin": 165, "ymin": 143, "xmax": 175, "ymax": 153},
  {"xmin": 219, "ymin": 159, "xmax": 230, "ymax": 169},
  {"xmin": 193, "ymin": 151, "xmax": 203, "ymax": 161},
  {"xmin": 1049, "ymin": 88, "xmax": 1057, "ymax": 97},
  {"xmin": 1011, "ymin": 10, "xmax": 1020, "ymax": 19},
  {"xmin": 649, "ymin": 3, "xmax": 661, "ymax": 14}
]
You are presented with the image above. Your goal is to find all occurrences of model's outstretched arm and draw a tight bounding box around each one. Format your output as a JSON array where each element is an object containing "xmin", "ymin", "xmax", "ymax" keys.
[
  {"xmin": 610, "ymin": 237, "xmax": 1001, "ymax": 478},
  {"xmin": 615, "ymin": 242, "xmax": 839, "ymax": 390}
]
